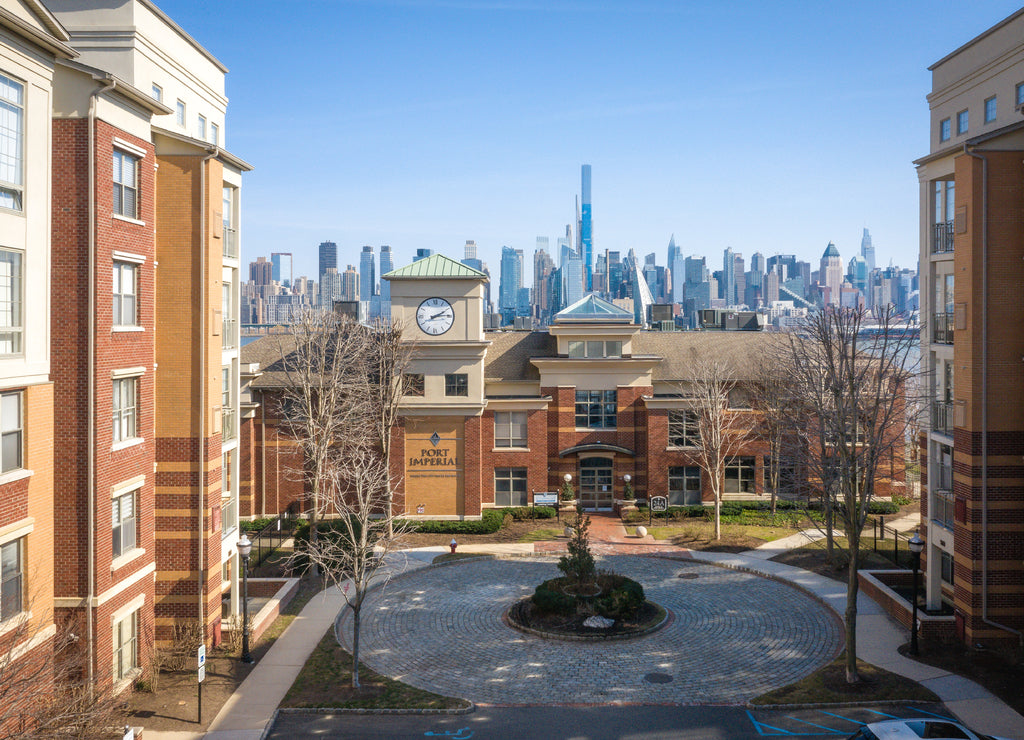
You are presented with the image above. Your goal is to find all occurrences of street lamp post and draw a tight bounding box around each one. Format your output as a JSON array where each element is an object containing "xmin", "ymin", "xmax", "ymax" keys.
[
  {"xmin": 908, "ymin": 531, "xmax": 924, "ymax": 656},
  {"xmin": 237, "ymin": 535, "xmax": 253, "ymax": 664}
]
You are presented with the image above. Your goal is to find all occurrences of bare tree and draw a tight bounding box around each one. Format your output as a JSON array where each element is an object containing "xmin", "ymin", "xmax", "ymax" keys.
[
  {"xmin": 750, "ymin": 346, "xmax": 804, "ymax": 515},
  {"xmin": 784, "ymin": 305, "xmax": 919, "ymax": 683},
  {"xmin": 298, "ymin": 447, "xmax": 410, "ymax": 688},
  {"xmin": 688, "ymin": 353, "xmax": 754, "ymax": 541},
  {"xmin": 0, "ymin": 608, "xmax": 123, "ymax": 739},
  {"xmin": 278, "ymin": 309, "xmax": 371, "ymax": 575}
]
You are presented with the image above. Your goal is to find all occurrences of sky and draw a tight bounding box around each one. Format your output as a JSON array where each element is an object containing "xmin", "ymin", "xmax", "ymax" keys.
[{"xmin": 156, "ymin": 0, "xmax": 1024, "ymax": 285}]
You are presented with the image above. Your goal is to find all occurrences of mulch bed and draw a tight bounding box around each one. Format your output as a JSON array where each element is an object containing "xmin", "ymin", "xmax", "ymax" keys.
[{"xmin": 507, "ymin": 598, "xmax": 665, "ymax": 639}]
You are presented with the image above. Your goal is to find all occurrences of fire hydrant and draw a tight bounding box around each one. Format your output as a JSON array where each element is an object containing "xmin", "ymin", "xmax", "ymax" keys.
[{"xmin": 450, "ymin": 538, "xmax": 457, "ymax": 554}]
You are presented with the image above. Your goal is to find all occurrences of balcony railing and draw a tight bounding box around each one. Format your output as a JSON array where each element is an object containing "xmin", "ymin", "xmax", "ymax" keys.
[
  {"xmin": 932, "ymin": 400, "xmax": 953, "ymax": 435},
  {"xmin": 932, "ymin": 489, "xmax": 955, "ymax": 531},
  {"xmin": 932, "ymin": 312, "xmax": 953, "ymax": 345},
  {"xmin": 932, "ymin": 220, "xmax": 954, "ymax": 254},
  {"xmin": 222, "ymin": 406, "xmax": 236, "ymax": 441},
  {"xmin": 223, "ymin": 227, "xmax": 238, "ymax": 260},
  {"xmin": 934, "ymin": 463, "xmax": 953, "ymax": 492},
  {"xmin": 222, "ymin": 318, "xmax": 237, "ymax": 349},
  {"xmin": 221, "ymin": 497, "xmax": 237, "ymax": 539}
]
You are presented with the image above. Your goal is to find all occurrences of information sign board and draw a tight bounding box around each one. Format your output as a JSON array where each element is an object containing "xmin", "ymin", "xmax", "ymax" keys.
[
  {"xmin": 534, "ymin": 492, "xmax": 558, "ymax": 506},
  {"xmin": 650, "ymin": 496, "xmax": 669, "ymax": 512}
]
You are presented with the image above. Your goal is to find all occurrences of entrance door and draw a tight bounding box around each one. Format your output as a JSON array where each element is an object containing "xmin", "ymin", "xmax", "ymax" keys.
[{"xmin": 579, "ymin": 457, "xmax": 613, "ymax": 510}]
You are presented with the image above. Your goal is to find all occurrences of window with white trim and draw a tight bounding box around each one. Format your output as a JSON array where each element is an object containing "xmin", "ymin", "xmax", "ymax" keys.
[
  {"xmin": 939, "ymin": 118, "xmax": 950, "ymax": 142},
  {"xmin": 724, "ymin": 456, "xmax": 756, "ymax": 494},
  {"xmin": 1, "ymin": 537, "xmax": 23, "ymax": 621},
  {"xmin": 210, "ymin": 122, "xmax": 219, "ymax": 145},
  {"xmin": 151, "ymin": 84, "xmax": 162, "ymax": 102},
  {"xmin": 175, "ymin": 100, "xmax": 185, "ymax": 127},
  {"xmin": 444, "ymin": 373, "xmax": 468, "ymax": 397},
  {"xmin": 112, "ymin": 377, "xmax": 138, "ymax": 442},
  {"xmin": 112, "ymin": 150, "xmax": 139, "ymax": 219},
  {"xmin": 0, "ymin": 73, "xmax": 24, "ymax": 211},
  {"xmin": 940, "ymin": 551, "xmax": 954, "ymax": 586},
  {"xmin": 112, "ymin": 490, "xmax": 137, "ymax": 558},
  {"xmin": 668, "ymin": 410, "xmax": 699, "ymax": 447},
  {"xmin": 112, "ymin": 609, "xmax": 138, "ymax": 681},
  {"xmin": 568, "ymin": 340, "xmax": 622, "ymax": 358},
  {"xmin": 197, "ymin": 115, "xmax": 206, "ymax": 141},
  {"xmin": 1017, "ymin": 82, "xmax": 1024, "ymax": 107},
  {"xmin": 494, "ymin": 467, "xmax": 528, "ymax": 507},
  {"xmin": 113, "ymin": 261, "xmax": 138, "ymax": 327},
  {"xmin": 984, "ymin": 96, "xmax": 997, "ymax": 123},
  {"xmin": 0, "ymin": 249, "xmax": 22, "ymax": 354},
  {"xmin": 956, "ymin": 109, "xmax": 968, "ymax": 135},
  {"xmin": 1, "ymin": 391, "xmax": 21, "ymax": 473},
  {"xmin": 494, "ymin": 411, "xmax": 527, "ymax": 448}
]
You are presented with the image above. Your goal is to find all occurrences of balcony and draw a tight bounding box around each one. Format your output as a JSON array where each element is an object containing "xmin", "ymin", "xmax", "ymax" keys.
[
  {"xmin": 222, "ymin": 406, "xmax": 236, "ymax": 441},
  {"xmin": 932, "ymin": 312, "xmax": 953, "ymax": 345},
  {"xmin": 223, "ymin": 227, "xmax": 238, "ymax": 260},
  {"xmin": 932, "ymin": 400, "xmax": 953, "ymax": 435},
  {"xmin": 221, "ymin": 496, "xmax": 237, "ymax": 539},
  {"xmin": 932, "ymin": 221, "xmax": 954, "ymax": 254},
  {"xmin": 932, "ymin": 489, "xmax": 955, "ymax": 531},
  {"xmin": 222, "ymin": 318, "xmax": 237, "ymax": 349}
]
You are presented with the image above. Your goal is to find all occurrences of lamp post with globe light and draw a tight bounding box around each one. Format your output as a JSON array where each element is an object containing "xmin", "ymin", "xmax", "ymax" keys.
[
  {"xmin": 236, "ymin": 535, "xmax": 253, "ymax": 664},
  {"xmin": 908, "ymin": 531, "xmax": 924, "ymax": 656}
]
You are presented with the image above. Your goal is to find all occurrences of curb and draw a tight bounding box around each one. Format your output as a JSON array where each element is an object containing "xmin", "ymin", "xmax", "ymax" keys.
[{"xmin": 747, "ymin": 699, "xmax": 938, "ymax": 711}]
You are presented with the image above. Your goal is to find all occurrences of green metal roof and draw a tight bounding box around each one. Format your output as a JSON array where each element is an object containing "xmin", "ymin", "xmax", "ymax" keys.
[
  {"xmin": 555, "ymin": 294, "xmax": 634, "ymax": 321},
  {"xmin": 382, "ymin": 253, "xmax": 487, "ymax": 280}
]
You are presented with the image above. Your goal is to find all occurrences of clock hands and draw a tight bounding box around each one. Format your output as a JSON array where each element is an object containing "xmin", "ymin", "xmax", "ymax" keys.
[{"xmin": 430, "ymin": 311, "xmax": 452, "ymax": 320}]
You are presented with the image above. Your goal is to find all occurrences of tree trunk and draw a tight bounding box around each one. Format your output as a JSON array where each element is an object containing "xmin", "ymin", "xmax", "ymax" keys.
[
  {"xmin": 825, "ymin": 497, "xmax": 835, "ymax": 564},
  {"xmin": 714, "ymin": 493, "xmax": 721, "ymax": 541},
  {"xmin": 351, "ymin": 603, "xmax": 361, "ymax": 688},
  {"xmin": 844, "ymin": 528, "xmax": 861, "ymax": 683}
]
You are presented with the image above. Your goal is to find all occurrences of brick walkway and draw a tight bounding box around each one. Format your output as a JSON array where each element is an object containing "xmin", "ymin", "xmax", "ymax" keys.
[{"xmin": 337, "ymin": 554, "xmax": 843, "ymax": 706}]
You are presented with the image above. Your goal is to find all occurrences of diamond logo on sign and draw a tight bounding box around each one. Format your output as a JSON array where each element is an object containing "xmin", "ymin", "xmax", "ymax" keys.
[{"xmin": 430, "ymin": 432, "xmax": 440, "ymax": 447}]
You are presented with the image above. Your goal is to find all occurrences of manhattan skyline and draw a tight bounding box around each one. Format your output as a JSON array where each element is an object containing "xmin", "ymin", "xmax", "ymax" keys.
[{"xmin": 151, "ymin": 0, "xmax": 1023, "ymax": 280}]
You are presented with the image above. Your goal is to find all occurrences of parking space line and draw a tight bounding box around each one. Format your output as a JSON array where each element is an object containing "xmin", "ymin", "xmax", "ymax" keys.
[
  {"xmin": 862, "ymin": 709, "xmax": 899, "ymax": 719},
  {"xmin": 906, "ymin": 707, "xmax": 956, "ymax": 722},
  {"xmin": 785, "ymin": 716, "xmax": 844, "ymax": 733},
  {"xmin": 746, "ymin": 710, "xmax": 793, "ymax": 735},
  {"xmin": 818, "ymin": 711, "xmax": 864, "ymax": 725}
]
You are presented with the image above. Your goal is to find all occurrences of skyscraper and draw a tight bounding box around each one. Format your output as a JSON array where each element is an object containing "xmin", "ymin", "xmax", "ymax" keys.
[
  {"xmin": 722, "ymin": 247, "xmax": 737, "ymax": 305},
  {"xmin": 861, "ymin": 228, "xmax": 876, "ymax": 273},
  {"xmin": 359, "ymin": 245, "xmax": 376, "ymax": 301},
  {"xmin": 499, "ymin": 245, "xmax": 522, "ymax": 315},
  {"xmin": 250, "ymin": 256, "xmax": 273, "ymax": 285},
  {"xmin": 581, "ymin": 164, "xmax": 593, "ymax": 291},
  {"xmin": 820, "ymin": 242, "xmax": 843, "ymax": 305},
  {"xmin": 270, "ymin": 252, "xmax": 292, "ymax": 287},
  {"xmin": 379, "ymin": 245, "xmax": 394, "ymax": 308},
  {"xmin": 342, "ymin": 264, "xmax": 359, "ymax": 301},
  {"xmin": 319, "ymin": 240, "xmax": 337, "ymax": 279}
]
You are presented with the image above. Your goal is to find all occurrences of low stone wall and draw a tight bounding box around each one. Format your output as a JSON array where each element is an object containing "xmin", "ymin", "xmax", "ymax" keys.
[
  {"xmin": 225, "ymin": 577, "xmax": 301, "ymax": 643},
  {"xmin": 859, "ymin": 569, "xmax": 956, "ymax": 644}
]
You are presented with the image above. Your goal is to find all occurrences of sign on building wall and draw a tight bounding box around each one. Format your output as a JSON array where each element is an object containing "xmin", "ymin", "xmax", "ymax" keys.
[{"xmin": 405, "ymin": 418, "xmax": 464, "ymax": 516}]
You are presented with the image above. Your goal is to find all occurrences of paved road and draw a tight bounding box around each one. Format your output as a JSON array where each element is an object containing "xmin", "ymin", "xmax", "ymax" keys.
[
  {"xmin": 268, "ymin": 703, "xmax": 954, "ymax": 740},
  {"xmin": 337, "ymin": 555, "xmax": 843, "ymax": 706}
]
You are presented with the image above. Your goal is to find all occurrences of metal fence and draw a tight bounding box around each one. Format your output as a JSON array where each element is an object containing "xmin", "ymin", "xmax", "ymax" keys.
[
  {"xmin": 244, "ymin": 502, "xmax": 300, "ymax": 570},
  {"xmin": 870, "ymin": 516, "xmax": 917, "ymax": 568}
]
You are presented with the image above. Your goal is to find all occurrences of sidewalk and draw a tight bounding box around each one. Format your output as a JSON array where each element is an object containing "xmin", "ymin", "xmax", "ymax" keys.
[{"xmin": 144, "ymin": 510, "xmax": 1022, "ymax": 740}]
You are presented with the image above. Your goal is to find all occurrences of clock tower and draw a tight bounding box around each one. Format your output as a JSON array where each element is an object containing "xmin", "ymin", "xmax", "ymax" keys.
[{"xmin": 382, "ymin": 254, "xmax": 489, "ymax": 519}]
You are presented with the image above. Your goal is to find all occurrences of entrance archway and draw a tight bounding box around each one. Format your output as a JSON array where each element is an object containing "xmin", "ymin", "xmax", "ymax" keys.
[{"xmin": 579, "ymin": 456, "xmax": 613, "ymax": 510}]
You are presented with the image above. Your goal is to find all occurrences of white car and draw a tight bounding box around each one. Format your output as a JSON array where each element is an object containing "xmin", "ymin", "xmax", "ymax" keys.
[{"xmin": 847, "ymin": 720, "xmax": 1015, "ymax": 740}]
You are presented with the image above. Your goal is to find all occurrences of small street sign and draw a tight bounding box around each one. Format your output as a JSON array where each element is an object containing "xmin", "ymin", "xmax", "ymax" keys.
[
  {"xmin": 650, "ymin": 496, "xmax": 668, "ymax": 512},
  {"xmin": 197, "ymin": 664, "xmax": 205, "ymax": 683},
  {"xmin": 197, "ymin": 644, "xmax": 206, "ymax": 668}
]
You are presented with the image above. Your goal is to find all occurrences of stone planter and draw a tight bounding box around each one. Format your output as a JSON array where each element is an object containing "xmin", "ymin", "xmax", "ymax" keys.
[
  {"xmin": 616, "ymin": 501, "xmax": 638, "ymax": 520},
  {"xmin": 559, "ymin": 499, "xmax": 577, "ymax": 516}
]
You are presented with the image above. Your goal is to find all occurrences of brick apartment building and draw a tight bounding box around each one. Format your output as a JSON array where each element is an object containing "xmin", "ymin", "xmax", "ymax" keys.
[
  {"xmin": 916, "ymin": 9, "xmax": 1024, "ymax": 647},
  {"xmin": 241, "ymin": 255, "xmax": 905, "ymax": 518}
]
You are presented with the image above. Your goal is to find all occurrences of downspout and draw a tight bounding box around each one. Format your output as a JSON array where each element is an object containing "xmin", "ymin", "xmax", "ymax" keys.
[
  {"xmin": 198, "ymin": 147, "xmax": 219, "ymax": 638},
  {"xmin": 260, "ymin": 389, "xmax": 267, "ymax": 518},
  {"xmin": 87, "ymin": 76, "xmax": 116, "ymax": 692},
  {"xmin": 963, "ymin": 145, "xmax": 1022, "ymax": 644}
]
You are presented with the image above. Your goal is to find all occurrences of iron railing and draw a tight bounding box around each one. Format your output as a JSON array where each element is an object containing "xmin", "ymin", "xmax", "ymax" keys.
[
  {"xmin": 223, "ymin": 227, "xmax": 238, "ymax": 259},
  {"xmin": 932, "ymin": 400, "xmax": 953, "ymax": 435},
  {"xmin": 222, "ymin": 406, "xmax": 236, "ymax": 441},
  {"xmin": 932, "ymin": 490, "xmax": 955, "ymax": 531},
  {"xmin": 932, "ymin": 312, "xmax": 954, "ymax": 345},
  {"xmin": 932, "ymin": 220, "xmax": 954, "ymax": 254}
]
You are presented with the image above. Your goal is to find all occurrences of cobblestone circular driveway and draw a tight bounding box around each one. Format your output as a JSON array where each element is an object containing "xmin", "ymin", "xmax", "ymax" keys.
[{"xmin": 337, "ymin": 556, "xmax": 842, "ymax": 706}]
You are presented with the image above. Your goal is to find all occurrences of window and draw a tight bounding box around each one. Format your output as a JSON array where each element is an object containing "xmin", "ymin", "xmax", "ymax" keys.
[
  {"xmin": 175, "ymin": 100, "xmax": 185, "ymax": 126},
  {"xmin": 939, "ymin": 118, "xmax": 950, "ymax": 142},
  {"xmin": 112, "ymin": 377, "xmax": 137, "ymax": 442},
  {"xmin": 151, "ymin": 84, "xmax": 162, "ymax": 102},
  {"xmin": 0, "ymin": 73, "xmax": 24, "ymax": 210},
  {"xmin": 1017, "ymin": 82, "xmax": 1024, "ymax": 107},
  {"xmin": 112, "ymin": 262, "xmax": 137, "ymax": 326},
  {"xmin": 728, "ymin": 388, "xmax": 751, "ymax": 409},
  {"xmin": 222, "ymin": 368, "xmax": 235, "ymax": 440},
  {"xmin": 764, "ymin": 457, "xmax": 799, "ymax": 493},
  {"xmin": 984, "ymin": 96, "xmax": 997, "ymax": 123},
  {"xmin": 668, "ymin": 410, "xmax": 699, "ymax": 447},
  {"xmin": 940, "ymin": 551, "xmax": 954, "ymax": 586},
  {"xmin": 0, "ymin": 249, "xmax": 22, "ymax": 354},
  {"xmin": 210, "ymin": 122, "xmax": 219, "ymax": 145},
  {"xmin": 444, "ymin": 373, "xmax": 467, "ymax": 397},
  {"xmin": 494, "ymin": 411, "xmax": 527, "ymax": 448},
  {"xmin": 1, "ymin": 537, "xmax": 22, "ymax": 621},
  {"xmin": 568, "ymin": 340, "xmax": 622, "ymax": 358},
  {"xmin": 112, "ymin": 491, "xmax": 137, "ymax": 558},
  {"xmin": 197, "ymin": 115, "xmax": 206, "ymax": 141},
  {"xmin": 668, "ymin": 466, "xmax": 701, "ymax": 506},
  {"xmin": 112, "ymin": 150, "xmax": 139, "ymax": 219},
  {"xmin": 494, "ymin": 468, "xmax": 527, "ymax": 507},
  {"xmin": 575, "ymin": 390, "xmax": 616, "ymax": 428},
  {"xmin": 404, "ymin": 373, "xmax": 424, "ymax": 397},
  {"xmin": 112, "ymin": 610, "xmax": 138, "ymax": 681},
  {"xmin": 956, "ymin": 109, "xmax": 968, "ymax": 135},
  {"xmin": 724, "ymin": 456, "xmax": 756, "ymax": 494},
  {"xmin": 1, "ymin": 391, "xmax": 21, "ymax": 473}
]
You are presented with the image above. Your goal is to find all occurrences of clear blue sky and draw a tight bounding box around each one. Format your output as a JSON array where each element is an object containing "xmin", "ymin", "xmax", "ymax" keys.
[{"xmin": 156, "ymin": 0, "xmax": 1023, "ymax": 284}]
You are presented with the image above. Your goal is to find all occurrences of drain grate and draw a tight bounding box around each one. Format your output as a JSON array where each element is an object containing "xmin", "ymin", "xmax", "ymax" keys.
[
  {"xmin": 644, "ymin": 672, "xmax": 673, "ymax": 684},
  {"xmin": 678, "ymin": 572, "xmax": 699, "ymax": 580}
]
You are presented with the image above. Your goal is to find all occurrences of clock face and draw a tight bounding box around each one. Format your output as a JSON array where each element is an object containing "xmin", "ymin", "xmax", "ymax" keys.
[{"xmin": 416, "ymin": 297, "xmax": 455, "ymax": 336}]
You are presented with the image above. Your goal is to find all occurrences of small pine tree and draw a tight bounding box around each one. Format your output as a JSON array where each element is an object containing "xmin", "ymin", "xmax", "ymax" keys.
[{"xmin": 558, "ymin": 508, "xmax": 596, "ymax": 585}]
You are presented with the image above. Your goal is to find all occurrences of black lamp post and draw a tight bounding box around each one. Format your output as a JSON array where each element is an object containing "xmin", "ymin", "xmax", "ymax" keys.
[
  {"xmin": 908, "ymin": 531, "xmax": 924, "ymax": 656},
  {"xmin": 237, "ymin": 535, "xmax": 253, "ymax": 664}
]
